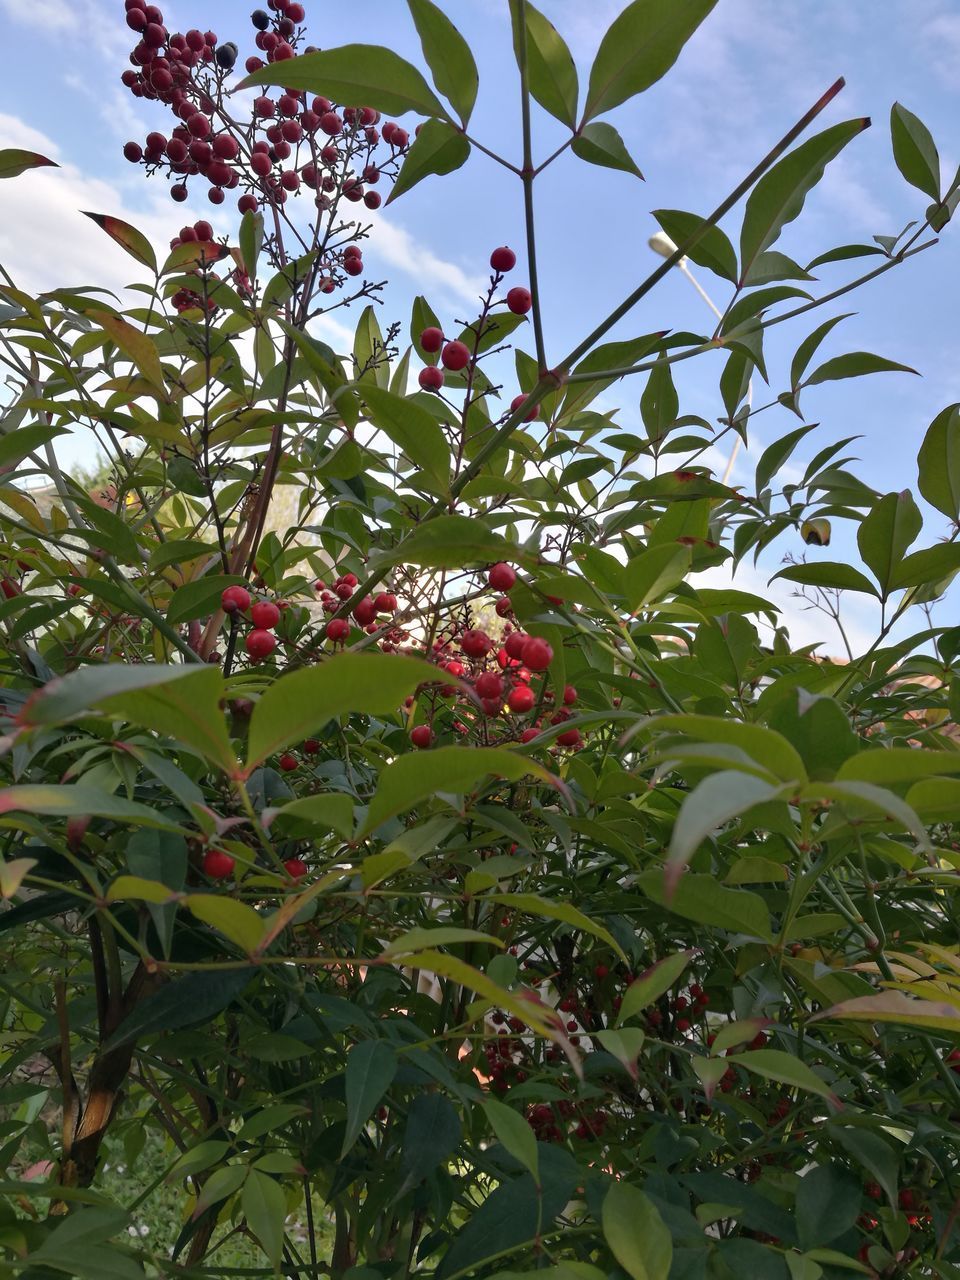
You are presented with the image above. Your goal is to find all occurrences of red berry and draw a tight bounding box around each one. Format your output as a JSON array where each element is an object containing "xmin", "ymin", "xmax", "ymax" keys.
[
  {"xmin": 221, "ymin": 585, "xmax": 251, "ymax": 614},
  {"xmin": 441, "ymin": 340, "xmax": 470, "ymax": 371},
  {"xmin": 374, "ymin": 592, "xmax": 397, "ymax": 613},
  {"xmin": 287, "ymin": 2, "xmax": 305, "ymax": 21},
  {"xmin": 126, "ymin": 7, "xmax": 147, "ymax": 29},
  {"xmin": 284, "ymin": 857, "xmax": 308, "ymax": 879},
  {"xmin": 251, "ymin": 151, "xmax": 272, "ymax": 177},
  {"xmin": 246, "ymin": 629, "xmax": 277, "ymax": 661},
  {"xmin": 303, "ymin": 738, "xmax": 320, "ymax": 754},
  {"xmin": 170, "ymin": 183, "xmax": 189, "ymax": 202},
  {"xmin": 460, "ymin": 629, "xmax": 490, "ymax": 658},
  {"xmin": 320, "ymin": 110, "xmax": 343, "ymax": 136},
  {"xmin": 344, "ymin": 256, "xmax": 363, "ymax": 276},
  {"xmin": 410, "ymin": 725, "xmax": 434, "ymax": 749},
  {"xmin": 278, "ymin": 752, "xmax": 298, "ymax": 772},
  {"xmin": 187, "ymin": 112, "xmax": 211, "ymax": 138},
  {"xmin": 420, "ymin": 326, "xmax": 444, "ymax": 353},
  {"xmin": 506, "ymin": 286, "xmax": 532, "ymax": 315},
  {"xmin": 508, "ymin": 685, "xmax": 536, "ymax": 714},
  {"xmin": 475, "ymin": 672, "xmax": 504, "ymax": 699},
  {"xmin": 511, "ymin": 393, "xmax": 539, "ymax": 422},
  {"xmin": 595, "ymin": 964, "xmax": 609, "ymax": 980},
  {"xmin": 353, "ymin": 598, "xmax": 377, "ymax": 627},
  {"xmin": 123, "ymin": 141, "xmax": 143, "ymax": 162},
  {"xmin": 419, "ymin": 365, "xmax": 444, "ymax": 392},
  {"xmin": 494, "ymin": 596, "xmax": 513, "ymax": 618},
  {"xmin": 251, "ymin": 600, "xmax": 281, "ymax": 629},
  {"xmin": 556, "ymin": 727, "xmax": 581, "ymax": 748},
  {"xmin": 520, "ymin": 636, "xmax": 553, "ymax": 671},
  {"xmin": 490, "ymin": 246, "xmax": 516, "ymax": 272},
  {"xmin": 563, "ymin": 684, "xmax": 577, "ymax": 705},
  {"xmin": 212, "ymin": 133, "xmax": 239, "ymax": 159},
  {"xmin": 326, "ymin": 617, "xmax": 351, "ymax": 642},
  {"xmin": 504, "ymin": 631, "xmax": 526, "ymax": 661},
  {"xmin": 488, "ymin": 562, "xmax": 516, "ymax": 592},
  {"xmin": 202, "ymin": 848, "xmax": 235, "ymax": 879},
  {"xmin": 254, "ymin": 96, "xmax": 275, "ymax": 118},
  {"xmin": 519, "ymin": 727, "xmax": 540, "ymax": 744}
]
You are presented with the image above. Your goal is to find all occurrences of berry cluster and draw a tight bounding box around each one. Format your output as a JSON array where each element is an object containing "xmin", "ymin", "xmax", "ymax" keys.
[
  {"xmin": 119, "ymin": 0, "xmax": 408, "ymax": 228},
  {"xmin": 221, "ymin": 584, "xmax": 285, "ymax": 661},
  {"xmin": 417, "ymin": 248, "xmax": 535, "ymax": 410}
]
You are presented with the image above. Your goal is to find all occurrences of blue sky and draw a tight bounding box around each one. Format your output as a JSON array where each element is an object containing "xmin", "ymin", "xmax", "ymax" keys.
[{"xmin": 1, "ymin": 0, "xmax": 959, "ymax": 652}]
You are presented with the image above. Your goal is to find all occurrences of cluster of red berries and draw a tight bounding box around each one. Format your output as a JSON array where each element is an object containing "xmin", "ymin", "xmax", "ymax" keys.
[
  {"xmin": 201, "ymin": 846, "xmax": 306, "ymax": 881},
  {"xmin": 417, "ymin": 248, "xmax": 534, "ymax": 398},
  {"xmin": 221, "ymin": 584, "xmax": 285, "ymax": 661},
  {"xmin": 525, "ymin": 1099, "xmax": 607, "ymax": 1144},
  {"xmin": 314, "ymin": 572, "xmax": 399, "ymax": 644},
  {"xmin": 120, "ymin": 0, "xmax": 407, "ymax": 229},
  {"xmin": 645, "ymin": 983, "xmax": 710, "ymax": 1036}
]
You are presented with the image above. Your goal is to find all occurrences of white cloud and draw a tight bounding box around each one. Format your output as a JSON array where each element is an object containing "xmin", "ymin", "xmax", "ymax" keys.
[{"xmin": 369, "ymin": 214, "xmax": 486, "ymax": 309}]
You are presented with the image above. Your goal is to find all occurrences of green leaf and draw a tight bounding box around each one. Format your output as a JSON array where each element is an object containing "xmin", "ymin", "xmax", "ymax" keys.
[
  {"xmin": 804, "ymin": 351, "xmax": 918, "ymax": 386},
  {"xmin": 889, "ymin": 542, "xmax": 960, "ymax": 591},
  {"xmin": 0, "ymin": 422, "xmax": 69, "ymax": 471},
  {"xmin": 806, "ymin": 780, "xmax": 929, "ymax": 846},
  {"xmin": 727, "ymin": 1049, "xmax": 839, "ymax": 1106},
  {"xmin": 242, "ymin": 1170, "xmax": 287, "ymax": 1272},
  {"xmin": 342, "ymin": 1040, "xmax": 397, "ymax": 1155},
  {"xmin": 400, "ymin": 1094, "xmax": 462, "ymax": 1188},
  {"xmin": 268, "ymin": 793, "xmax": 356, "ymax": 840},
  {"xmin": 636, "ymin": 871, "xmax": 772, "ymax": 941},
  {"xmin": 390, "ymin": 513, "xmax": 514, "ymax": 569},
  {"xmin": 360, "ymin": 746, "xmax": 552, "ymax": 834},
  {"xmin": 106, "ymin": 875, "xmax": 176, "ymax": 905},
  {"xmin": 239, "ymin": 45, "xmax": 447, "ymax": 118},
  {"xmin": 0, "ymin": 148, "xmax": 57, "ymax": 179},
  {"xmin": 0, "ymin": 857, "xmax": 36, "ymax": 898},
  {"xmin": 32, "ymin": 1208, "xmax": 130, "ymax": 1260},
  {"xmin": 572, "ymin": 121, "xmax": 643, "ymax": 179},
  {"xmin": 0, "ymin": 784, "xmax": 183, "ymax": 831},
  {"xmin": 890, "ymin": 102, "xmax": 940, "ymax": 199},
  {"xmin": 857, "ymin": 490, "xmax": 922, "ymax": 597},
  {"xmin": 640, "ymin": 354, "xmax": 679, "ymax": 438},
  {"xmin": 595, "ymin": 1028, "xmax": 646, "ymax": 1078},
  {"xmin": 239, "ymin": 209, "xmax": 263, "ymax": 277},
  {"xmin": 743, "ymin": 250, "xmax": 815, "ymax": 285},
  {"xmin": 383, "ymin": 926, "xmax": 503, "ymax": 957},
  {"xmin": 647, "ymin": 713, "xmax": 807, "ymax": 784},
  {"xmin": 739, "ymin": 119, "xmax": 868, "ymax": 284},
  {"xmin": 509, "ymin": 0, "xmax": 579, "ymax": 129},
  {"xmin": 193, "ymin": 1163, "xmax": 246, "ymax": 1217},
  {"xmin": 362, "ymin": 383, "xmax": 450, "ymax": 487},
  {"xmin": 387, "ymin": 117, "xmax": 470, "ymax": 203},
  {"xmin": 82, "ymin": 212, "xmax": 157, "ymax": 274},
  {"xmin": 652, "ymin": 209, "xmax": 737, "ymax": 281},
  {"xmin": 618, "ymin": 951, "xmax": 694, "ymax": 1024},
  {"xmin": 485, "ymin": 1098, "xmax": 539, "ymax": 1182},
  {"xmin": 167, "ymin": 575, "xmax": 244, "ymax": 625},
  {"xmin": 796, "ymin": 1164, "xmax": 862, "ymax": 1251},
  {"xmin": 755, "ymin": 424, "xmax": 818, "ymax": 493},
  {"xmin": 918, "ymin": 403, "xmax": 960, "ymax": 520},
  {"xmin": 789, "ymin": 313, "xmax": 853, "ymax": 390},
  {"xmin": 666, "ymin": 772, "xmax": 788, "ymax": 892},
  {"xmin": 829, "ymin": 1124, "xmax": 899, "ymax": 1207},
  {"xmin": 485, "ymin": 892, "xmax": 626, "ymax": 962},
  {"xmin": 770, "ymin": 561, "xmax": 879, "ymax": 597},
  {"xmin": 183, "ymin": 894, "xmax": 264, "ymax": 954},
  {"xmin": 245, "ymin": 653, "xmax": 444, "ymax": 771},
  {"xmin": 102, "ymin": 968, "xmax": 255, "ymax": 1051},
  {"xmin": 623, "ymin": 544, "xmax": 690, "ymax": 611},
  {"xmin": 407, "ymin": 0, "xmax": 478, "ymax": 126},
  {"xmin": 602, "ymin": 1181, "xmax": 673, "ymax": 1280},
  {"xmin": 585, "ymin": 0, "xmax": 719, "ymax": 121},
  {"xmin": 561, "ymin": 333, "xmax": 663, "ymax": 419}
]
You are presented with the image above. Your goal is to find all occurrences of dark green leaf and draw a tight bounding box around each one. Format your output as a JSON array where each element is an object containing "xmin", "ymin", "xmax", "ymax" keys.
[
  {"xmin": 342, "ymin": 1040, "xmax": 397, "ymax": 1155},
  {"xmin": 889, "ymin": 542, "xmax": 960, "ymax": 592},
  {"xmin": 400, "ymin": 1094, "xmax": 462, "ymax": 1188},
  {"xmin": 585, "ymin": 0, "xmax": 719, "ymax": 121},
  {"xmin": 754, "ymin": 424, "xmax": 817, "ymax": 493},
  {"xmin": 770, "ymin": 561, "xmax": 879, "ymax": 596},
  {"xmin": 795, "ymin": 1163, "xmax": 862, "ymax": 1249},
  {"xmin": 652, "ymin": 210, "xmax": 737, "ymax": 282},
  {"xmin": 407, "ymin": 0, "xmax": 479, "ymax": 126},
  {"xmin": 890, "ymin": 102, "xmax": 940, "ymax": 199},
  {"xmin": 388, "ymin": 117, "xmax": 470, "ymax": 203},
  {"xmin": 572, "ymin": 122, "xmax": 643, "ymax": 178},
  {"xmin": 740, "ymin": 119, "xmax": 868, "ymax": 283},
  {"xmin": 242, "ymin": 1170, "xmax": 287, "ymax": 1271},
  {"xmin": 857, "ymin": 490, "xmax": 922, "ymax": 597},
  {"xmin": 239, "ymin": 45, "xmax": 447, "ymax": 118},
  {"xmin": 635, "ymin": 871, "xmax": 772, "ymax": 940},
  {"xmin": 509, "ymin": 0, "xmax": 579, "ymax": 129},
  {"xmin": 363, "ymin": 384, "xmax": 450, "ymax": 489},
  {"xmin": 103, "ymin": 968, "xmax": 256, "ymax": 1050},
  {"xmin": 0, "ymin": 423, "xmax": 69, "ymax": 471},
  {"xmin": 917, "ymin": 403, "xmax": 960, "ymax": 520},
  {"xmin": 239, "ymin": 209, "xmax": 263, "ymax": 277},
  {"xmin": 804, "ymin": 350, "xmax": 918, "ymax": 386}
]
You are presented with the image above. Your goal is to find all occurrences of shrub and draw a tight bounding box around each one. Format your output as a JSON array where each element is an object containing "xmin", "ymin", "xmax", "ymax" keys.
[{"xmin": 1, "ymin": 2, "xmax": 960, "ymax": 1278}]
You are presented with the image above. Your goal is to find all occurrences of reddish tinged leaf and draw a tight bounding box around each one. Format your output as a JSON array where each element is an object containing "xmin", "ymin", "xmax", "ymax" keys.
[
  {"xmin": 83, "ymin": 212, "xmax": 157, "ymax": 274},
  {"xmin": 0, "ymin": 149, "xmax": 57, "ymax": 179},
  {"xmin": 811, "ymin": 990, "xmax": 960, "ymax": 1033}
]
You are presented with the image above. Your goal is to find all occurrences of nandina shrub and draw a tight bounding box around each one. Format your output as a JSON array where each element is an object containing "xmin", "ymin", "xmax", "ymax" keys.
[{"xmin": 2, "ymin": 3, "xmax": 960, "ymax": 1278}]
